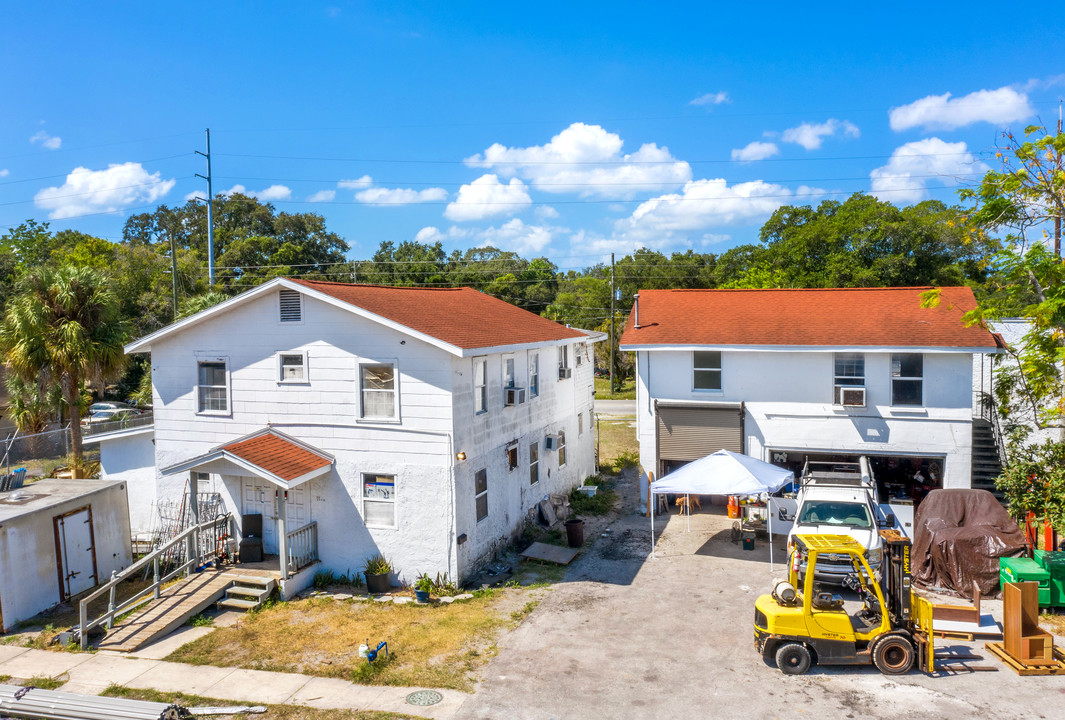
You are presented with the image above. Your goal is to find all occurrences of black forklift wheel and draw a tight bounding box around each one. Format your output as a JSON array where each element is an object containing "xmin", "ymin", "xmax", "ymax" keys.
[
  {"xmin": 872, "ymin": 635, "xmax": 915, "ymax": 675},
  {"xmin": 775, "ymin": 642, "xmax": 813, "ymax": 675}
]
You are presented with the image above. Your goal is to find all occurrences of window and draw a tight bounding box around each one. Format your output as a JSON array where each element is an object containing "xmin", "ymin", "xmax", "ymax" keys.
[
  {"xmin": 363, "ymin": 473, "xmax": 396, "ymax": 527},
  {"xmin": 474, "ymin": 357, "xmax": 488, "ymax": 414},
  {"xmin": 503, "ymin": 355, "xmax": 515, "ymax": 389},
  {"xmin": 529, "ymin": 442, "xmax": 539, "ymax": 485},
  {"xmin": 578, "ymin": 412, "xmax": 583, "ymax": 437},
  {"xmin": 693, "ymin": 351, "xmax": 722, "ymax": 391},
  {"xmin": 278, "ymin": 352, "xmax": 307, "ymax": 382},
  {"xmin": 557, "ymin": 430, "xmax": 567, "ymax": 467},
  {"xmin": 575, "ymin": 343, "xmax": 584, "ymax": 365},
  {"xmin": 278, "ymin": 289, "xmax": 302, "ymax": 322},
  {"xmin": 507, "ymin": 443, "xmax": 518, "ymax": 471},
  {"xmin": 529, "ymin": 353, "xmax": 539, "ymax": 397},
  {"xmin": 833, "ymin": 353, "xmax": 864, "ymax": 404},
  {"xmin": 559, "ymin": 345, "xmax": 569, "ymax": 371},
  {"xmin": 360, "ymin": 363, "xmax": 396, "ymax": 419},
  {"xmin": 197, "ymin": 361, "xmax": 228, "ymax": 413},
  {"xmin": 474, "ymin": 469, "xmax": 488, "ymax": 521},
  {"xmin": 891, "ymin": 353, "xmax": 923, "ymax": 406}
]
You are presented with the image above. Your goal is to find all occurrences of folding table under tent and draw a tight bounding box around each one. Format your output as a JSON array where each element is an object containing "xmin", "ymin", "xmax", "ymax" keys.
[{"xmin": 649, "ymin": 449, "xmax": 795, "ymax": 570}]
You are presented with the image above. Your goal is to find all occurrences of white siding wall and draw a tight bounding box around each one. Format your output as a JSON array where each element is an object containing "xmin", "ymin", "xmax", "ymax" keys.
[
  {"xmin": 452, "ymin": 341, "xmax": 596, "ymax": 578},
  {"xmin": 636, "ymin": 349, "xmax": 980, "ymax": 492},
  {"xmin": 97, "ymin": 430, "xmax": 157, "ymax": 533}
]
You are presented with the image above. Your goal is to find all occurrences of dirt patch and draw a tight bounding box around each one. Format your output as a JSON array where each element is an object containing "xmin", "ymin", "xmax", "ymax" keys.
[{"xmin": 597, "ymin": 528, "xmax": 650, "ymax": 562}]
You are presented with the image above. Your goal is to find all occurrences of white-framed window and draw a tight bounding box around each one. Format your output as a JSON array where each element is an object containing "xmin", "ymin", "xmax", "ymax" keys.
[
  {"xmin": 474, "ymin": 357, "xmax": 488, "ymax": 414},
  {"xmin": 575, "ymin": 342, "xmax": 584, "ymax": 366},
  {"xmin": 359, "ymin": 362, "xmax": 398, "ymax": 420},
  {"xmin": 557, "ymin": 430, "xmax": 567, "ymax": 467},
  {"xmin": 578, "ymin": 412, "xmax": 583, "ymax": 437},
  {"xmin": 196, "ymin": 357, "xmax": 230, "ymax": 414},
  {"xmin": 503, "ymin": 355, "xmax": 516, "ymax": 389},
  {"xmin": 474, "ymin": 468, "xmax": 488, "ymax": 522},
  {"xmin": 693, "ymin": 351, "xmax": 722, "ymax": 391},
  {"xmin": 278, "ymin": 288, "xmax": 303, "ymax": 323},
  {"xmin": 529, "ymin": 352, "xmax": 540, "ymax": 397},
  {"xmin": 833, "ymin": 353, "xmax": 864, "ymax": 404},
  {"xmin": 891, "ymin": 353, "xmax": 923, "ymax": 407},
  {"xmin": 529, "ymin": 441, "xmax": 539, "ymax": 485},
  {"xmin": 362, "ymin": 473, "xmax": 396, "ymax": 528},
  {"xmin": 558, "ymin": 345, "xmax": 569, "ymax": 372},
  {"xmin": 507, "ymin": 442, "xmax": 519, "ymax": 471},
  {"xmin": 277, "ymin": 351, "xmax": 308, "ymax": 383}
]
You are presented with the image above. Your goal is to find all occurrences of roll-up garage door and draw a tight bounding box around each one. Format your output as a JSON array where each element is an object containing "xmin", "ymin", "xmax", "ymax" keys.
[{"xmin": 656, "ymin": 403, "xmax": 744, "ymax": 461}]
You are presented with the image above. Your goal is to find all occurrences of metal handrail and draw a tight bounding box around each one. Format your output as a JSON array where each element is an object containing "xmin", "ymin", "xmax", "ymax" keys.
[
  {"xmin": 977, "ymin": 392, "xmax": 1009, "ymax": 470},
  {"xmin": 286, "ymin": 520, "xmax": 319, "ymax": 574},
  {"xmin": 78, "ymin": 514, "xmax": 227, "ymax": 649},
  {"xmin": 82, "ymin": 412, "xmax": 154, "ymax": 438}
]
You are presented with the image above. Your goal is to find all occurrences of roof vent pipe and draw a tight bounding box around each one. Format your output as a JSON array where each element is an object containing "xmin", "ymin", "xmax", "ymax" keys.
[{"xmin": 634, "ymin": 293, "xmax": 641, "ymax": 329}]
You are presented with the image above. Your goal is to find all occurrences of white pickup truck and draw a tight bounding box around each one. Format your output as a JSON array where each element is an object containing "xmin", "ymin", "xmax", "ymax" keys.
[{"xmin": 783, "ymin": 457, "xmax": 899, "ymax": 582}]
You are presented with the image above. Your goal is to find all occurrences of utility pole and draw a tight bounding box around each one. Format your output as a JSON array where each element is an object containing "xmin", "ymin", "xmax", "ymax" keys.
[
  {"xmin": 609, "ymin": 253, "xmax": 616, "ymax": 394},
  {"xmin": 195, "ymin": 128, "xmax": 216, "ymax": 285},
  {"xmin": 169, "ymin": 234, "xmax": 179, "ymax": 320},
  {"xmin": 1056, "ymin": 102, "xmax": 1062, "ymax": 257}
]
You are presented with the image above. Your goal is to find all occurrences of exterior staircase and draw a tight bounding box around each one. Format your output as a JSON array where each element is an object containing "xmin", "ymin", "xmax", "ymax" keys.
[
  {"xmin": 218, "ymin": 575, "xmax": 277, "ymax": 612},
  {"xmin": 971, "ymin": 418, "xmax": 1004, "ymax": 498}
]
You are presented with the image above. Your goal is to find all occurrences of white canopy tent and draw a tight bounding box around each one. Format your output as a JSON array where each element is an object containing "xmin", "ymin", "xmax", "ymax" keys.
[{"xmin": 649, "ymin": 449, "xmax": 795, "ymax": 570}]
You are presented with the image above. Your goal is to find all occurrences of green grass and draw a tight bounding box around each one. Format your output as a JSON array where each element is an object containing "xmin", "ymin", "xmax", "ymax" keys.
[
  {"xmin": 26, "ymin": 674, "xmax": 66, "ymax": 690},
  {"xmin": 594, "ymin": 376, "xmax": 636, "ymax": 400}
]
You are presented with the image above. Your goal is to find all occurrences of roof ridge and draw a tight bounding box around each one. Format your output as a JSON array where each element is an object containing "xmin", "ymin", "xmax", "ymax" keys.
[
  {"xmin": 648, "ymin": 286, "xmax": 949, "ymax": 293},
  {"xmin": 292, "ymin": 278, "xmax": 470, "ymax": 293}
]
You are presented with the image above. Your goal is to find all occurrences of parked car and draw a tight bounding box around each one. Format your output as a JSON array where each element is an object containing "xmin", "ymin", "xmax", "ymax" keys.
[
  {"xmin": 89, "ymin": 401, "xmax": 135, "ymax": 414},
  {"xmin": 81, "ymin": 408, "xmax": 143, "ymax": 426}
]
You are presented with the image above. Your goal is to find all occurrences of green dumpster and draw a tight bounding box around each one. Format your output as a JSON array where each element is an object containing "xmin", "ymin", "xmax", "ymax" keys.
[
  {"xmin": 1000, "ymin": 557, "xmax": 1052, "ymax": 607},
  {"xmin": 1034, "ymin": 550, "xmax": 1065, "ymax": 607}
]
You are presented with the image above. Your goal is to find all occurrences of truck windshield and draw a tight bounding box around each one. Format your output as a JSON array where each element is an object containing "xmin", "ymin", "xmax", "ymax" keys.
[{"xmin": 796, "ymin": 500, "xmax": 872, "ymax": 528}]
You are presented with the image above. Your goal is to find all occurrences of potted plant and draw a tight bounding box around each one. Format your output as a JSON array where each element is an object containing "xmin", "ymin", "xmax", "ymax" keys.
[
  {"xmin": 414, "ymin": 573, "xmax": 432, "ymax": 603},
  {"xmin": 363, "ymin": 553, "xmax": 392, "ymax": 594}
]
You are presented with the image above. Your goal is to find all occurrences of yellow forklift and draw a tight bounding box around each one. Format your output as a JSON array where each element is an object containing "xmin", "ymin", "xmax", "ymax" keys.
[{"xmin": 754, "ymin": 531, "xmax": 934, "ymax": 675}]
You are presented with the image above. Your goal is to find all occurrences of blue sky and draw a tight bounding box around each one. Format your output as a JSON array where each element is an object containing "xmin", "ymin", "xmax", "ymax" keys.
[{"xmin": 2, "ymin": 2, "xmax": 1063, "ymax": 272}]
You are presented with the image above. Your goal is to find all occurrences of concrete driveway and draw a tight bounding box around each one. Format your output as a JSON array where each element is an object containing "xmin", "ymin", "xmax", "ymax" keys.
[{"xmin": 458, "ymin": 471, "xmax": 1065, "ymax": 720}]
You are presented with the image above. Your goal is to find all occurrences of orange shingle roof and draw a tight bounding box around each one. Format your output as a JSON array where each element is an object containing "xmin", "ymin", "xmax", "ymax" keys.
[
  {"xmin": 290, "ymin": 279, "xmax": 586, "ymax": 350},
  {"xmin": 221, "ymin": 431, "xmax": 332, "ymax": 482},
  {"xmin": 619, "ymin": 287, "xmax": 998, "ymax": 349}
]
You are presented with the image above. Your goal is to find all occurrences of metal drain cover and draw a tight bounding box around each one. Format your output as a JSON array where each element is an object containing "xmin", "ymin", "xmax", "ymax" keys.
[{"xmin": 406, "ymin": 690, "xmax": 444, "ymax": 706}]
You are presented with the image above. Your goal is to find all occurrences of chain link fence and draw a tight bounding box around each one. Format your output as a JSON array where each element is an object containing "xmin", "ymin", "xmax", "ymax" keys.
[{"xmin": 2, "ymin": 426, "xmax": 71, "ymax": 471}]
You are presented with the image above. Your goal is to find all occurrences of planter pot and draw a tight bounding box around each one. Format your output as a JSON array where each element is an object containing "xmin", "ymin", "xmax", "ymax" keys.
[
  {"xmin": 415, "ymin": 589, "xmax": 431, "ymax": 603},
  {"xmin": 365, "ymin": 571, "xmax": 391, "ymax": 594}
]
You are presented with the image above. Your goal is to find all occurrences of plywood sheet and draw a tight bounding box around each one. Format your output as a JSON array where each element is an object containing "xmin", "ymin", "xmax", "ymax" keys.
[{"xmin": 521, "ymin": 542, "xmax": 579, "ymax": 565}]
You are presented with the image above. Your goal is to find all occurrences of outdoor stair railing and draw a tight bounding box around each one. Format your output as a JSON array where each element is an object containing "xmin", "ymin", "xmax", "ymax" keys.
[
  {"xmin": 78, "ymin": 514, "xmax": 230, "ymax": 650},
  {"xmin": 978, "ymin": 392, "xmax": 1009, "ymax": 469},
  {"xmin": 286, "ymin": 520, "xmax": 319, "ymax": 575}
]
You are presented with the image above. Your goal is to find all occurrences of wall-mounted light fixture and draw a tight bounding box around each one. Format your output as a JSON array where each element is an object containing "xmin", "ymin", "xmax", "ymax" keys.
[{"xmin": 456, "ymin": 451, "xmax": 467, "ymax": 461}]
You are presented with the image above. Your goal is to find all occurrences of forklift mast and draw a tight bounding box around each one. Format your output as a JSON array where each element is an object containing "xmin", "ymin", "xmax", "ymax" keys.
[{"xmin": 878, "ymin": 529, "xmax": 912, "ymax": 628}]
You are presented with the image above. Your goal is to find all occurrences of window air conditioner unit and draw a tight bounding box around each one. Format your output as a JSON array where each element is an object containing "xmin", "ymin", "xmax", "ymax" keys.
[
  {"xmin": 840, "ymin": 387, "xmax": 866, "ymax": 407},
  {"xmin": 505, "ymin": 387, "xmax": 527, "ymax": 406},
  {"xmin": 558, "ymin": 367, "xmax": 572, "ymax": 380},
  {"xmin": 544, "ymin": 434, "xmax": 560, "ymax": 450}
]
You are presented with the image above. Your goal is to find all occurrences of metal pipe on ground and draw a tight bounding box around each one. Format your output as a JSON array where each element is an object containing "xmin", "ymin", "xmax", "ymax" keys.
[{"xmin": 0, "ymin": 684, "xmax": 186, "ymax": 720}]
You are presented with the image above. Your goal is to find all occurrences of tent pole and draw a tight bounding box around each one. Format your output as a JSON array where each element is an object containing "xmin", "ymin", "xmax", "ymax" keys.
[
  {"xmin": 686, "ymin": 493, "xmax": 690, "ymax": 532},
  {"xmin": 650, "ymin": 488, "xmax": 655, "ymax": 559},
  {"xmin": 768, "ymin": 496, "xmax": 774, "ymax": 573}
]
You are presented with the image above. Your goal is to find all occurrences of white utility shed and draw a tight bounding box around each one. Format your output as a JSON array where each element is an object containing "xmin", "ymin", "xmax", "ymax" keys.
[{"xmin": 0, "ymin": 479, "xmax": 131, "ymax": 631}]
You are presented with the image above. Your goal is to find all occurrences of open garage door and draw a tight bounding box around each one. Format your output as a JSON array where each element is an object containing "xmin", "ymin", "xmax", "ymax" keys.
[{"xmin": 656, "ymin": 402, "xmax": 744, "ymax": 473}]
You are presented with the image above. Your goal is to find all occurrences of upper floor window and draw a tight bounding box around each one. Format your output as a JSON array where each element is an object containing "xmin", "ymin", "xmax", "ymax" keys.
[
  {"xmin": 693, "ymin": 351, "xmax": 722, "ymax": 391},
  {"xmin": 891, "ymin": 354, "xmax": 923, "ymax": 406},
  {"xmin": 474, "ymin": 357, "xmax": 488, "ymax": 414},
  {"xmin": 507, "ymin": 442, "xmax": 519, "ymax": 471},
  {"xmin": 360, "ymin": 363, "xmax": 397, "ymax": 419},
  {"xmin": 558, "ymin": 345, "xmax": 571, "ymax": 380},
  {"xmin": 474, "ymin": 468, "xmax": 489, "ymax": 522},
  {"xmin": 197, "ymin": 360, "xmax": 229, "ymax": 413},
  {"xmin": 503, "ymin": 355, "xmax": 516, "ymax": 388},
  {"xmin": 529, "ymin": 352, "xmax": 540, "ymax": 397},
  {"xmin": 833, "ymin": 353, "xmax": 865, "ymax": 405},
  {"xmin": 278, "ymin": 351, "xmax": 308, "ymax": 383},
  {"xmin": 575, "ymin": 343, "xmax": 584, "ymax": 366}
]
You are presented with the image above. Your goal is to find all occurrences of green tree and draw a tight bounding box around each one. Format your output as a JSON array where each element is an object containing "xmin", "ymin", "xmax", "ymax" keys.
[
  {"xmin": 0, "ymin": 266, "xmax": 129, "ymax": 472},
  {"xmin": 995, "ymin": 440, "xmax": 1065, "ymax": 533}
]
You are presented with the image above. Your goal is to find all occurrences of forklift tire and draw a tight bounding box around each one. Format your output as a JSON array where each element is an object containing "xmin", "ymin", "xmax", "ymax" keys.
[
  {"xmin": 872, "ymin": 635, "xmax": 915, "ymax": 675},
  {"xmin": 775, "ymin": 642, "xmax": 813, "ymax": 675}
]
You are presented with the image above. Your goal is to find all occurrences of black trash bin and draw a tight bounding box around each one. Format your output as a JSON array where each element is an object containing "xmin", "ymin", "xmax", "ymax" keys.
[{"xmin": 565, "ymin": 518, "xmax": 585, "ymax": 548}]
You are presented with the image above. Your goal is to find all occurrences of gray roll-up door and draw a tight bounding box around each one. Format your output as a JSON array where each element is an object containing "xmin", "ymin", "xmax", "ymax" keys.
[{"xmin": 656, "ymin": 404, "xmax": 743, "ymax": 461}]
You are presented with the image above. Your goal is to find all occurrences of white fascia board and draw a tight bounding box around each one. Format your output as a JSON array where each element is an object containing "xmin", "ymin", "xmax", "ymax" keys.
[
  {"xmin": 80, "ymin": 425, "xmax": 154, "ymax": 446},
  {"xmin": 619, "ymin": 343, "xmax": 1000, "ymax": 354},
  {"xmin": 457, "ymin": 336, "xmax": 587, "ymax": 358},
  {"xmin": 161, "ymin": 449, "xmax": 313, "ymax": 490},
  {"xmin": 579, "ymin": 330, "xmax": 609, "ymax": 343}
]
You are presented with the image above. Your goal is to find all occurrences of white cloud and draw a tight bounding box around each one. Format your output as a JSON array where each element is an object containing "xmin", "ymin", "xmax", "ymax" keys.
[
  {"xmin": 465, "ymin": 122, "xmax": 691, "ymax": 198},
  {"xmin": 34, "ymin": 163, "xmax": 175, "ymax": 220},
  {"xmin": 184, "ymin": 189, "xmax": 207, "ymax": 203},
  {"xmin": 355, "ymin": 186, "xmax": 447, "ymax": 205},
  {"xmin": 781, "ymin": 119, "xmax": 860, "ymax": 150},
  {"xmin": 30, "ymin": 130, "xmax": 61, "ymax": 150},
  {"xmin": 414, "ymin": 226, "xmax": 445, "ymax": 244},
  {"xmin": 338, "ymin": 175, "xmax": 373, "ymax": 190},
  {"xmin": 0, "ymin": 169, "xmax": 9, "ymax": 177},
  {"xmin": 444, "ymin": 174, "xmax": 531, "ymax": 222},
  {"xmin": 869, "ymin": 138, "xmax": 989, "ymax": 203},
  {"xmin": 690, "ymin": 91, "xmax": 730, "ymax": 106},
  {"xmin": 222, "ymin": 184, "xmax": 292, "ymax": 201},
  {"xmin": 889, "ymin": 86, "xmax": 1035, "ymax": 132},
  {"xmin": 731, "ymin": 141, "xmax": 779, "ymax": 162},
  {"xmin": 535, "ymin": 205, "xmax": 560, "ymax": 219},
  {"xmin": 475, "ymin": 219, "xmax": 557, "ymax": 254},
  {"xmin": 307, "ymin": 189, "xmax": 336, "ymax": 203}
]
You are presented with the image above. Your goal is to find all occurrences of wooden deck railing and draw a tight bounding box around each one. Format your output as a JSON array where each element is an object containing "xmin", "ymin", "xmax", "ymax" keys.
[
  {"xmin": 286, "ymin": 520, "xmax": 319, "ymax": 574},
  {"xmin": 78, "ymin": 514, "xmax": 230, "ymax": 649}
]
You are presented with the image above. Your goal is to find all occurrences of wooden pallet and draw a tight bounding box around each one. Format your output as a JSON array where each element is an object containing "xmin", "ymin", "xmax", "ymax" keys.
[
  {"xmin": 985, "ymin": 642, "xmax": 1065, "ymax": 676},
  {"xmin": 934, "ymin": 630, "xmax": 975, "ymax": 641}
]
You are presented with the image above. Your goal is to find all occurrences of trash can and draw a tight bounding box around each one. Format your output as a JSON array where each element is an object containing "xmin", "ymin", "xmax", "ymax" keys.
[
  {"xmin": 1035, "ymin": 550, "xmax": 1065, "ymax": 607},
  {"xmin": 742, "ymin": 529, "xmax": 756, "ymax": 551},
  {"xmin": 565, "ymin": 518, "xmax": 585, "ymax": 548},
  {"xmin": 1000, "ymin": 557, "xmax": 1052, "ymax": 606}
]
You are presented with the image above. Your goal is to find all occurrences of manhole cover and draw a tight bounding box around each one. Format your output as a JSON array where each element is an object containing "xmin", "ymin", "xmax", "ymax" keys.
[{"xmin": 406, "ymin": 690, "xmax": 443, "ymax": 706}]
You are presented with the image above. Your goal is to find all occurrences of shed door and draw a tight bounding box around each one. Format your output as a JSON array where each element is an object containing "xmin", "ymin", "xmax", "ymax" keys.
[
  {"xmin": 54, "ymin": 507, "xmax": 97, "ymax": 599},
  {"xmin": 656, "ymin": 405, "xmax": 743, "ymax": 463}
]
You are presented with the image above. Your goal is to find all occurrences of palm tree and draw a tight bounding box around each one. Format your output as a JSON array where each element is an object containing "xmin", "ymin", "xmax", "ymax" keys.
[{"xmin": 0, "ymin": 265, "xmax": 128, "ymax": 474}]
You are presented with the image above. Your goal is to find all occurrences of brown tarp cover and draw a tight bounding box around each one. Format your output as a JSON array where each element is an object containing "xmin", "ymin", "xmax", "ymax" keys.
[{"xmin": 912, "ymin": 489, "xmax": 1026, "ymax": 598}]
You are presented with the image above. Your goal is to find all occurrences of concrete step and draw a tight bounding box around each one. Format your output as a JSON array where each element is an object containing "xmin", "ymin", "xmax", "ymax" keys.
[
  {"xmin": 218, "ymin": 597, "xmax": 261, "ymax": 611},
  {"xmin": 227, "ymin": 585, "xmax": 272, "ymax": 601},
  {"xmin": 228, "ymin": 575, "xmax": 276, "ymax": 587}
]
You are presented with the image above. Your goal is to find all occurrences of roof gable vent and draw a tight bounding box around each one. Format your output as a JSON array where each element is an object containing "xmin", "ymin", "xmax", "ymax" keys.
[{"xmin": 279, "ymin": 289, "xmax": 303, "ymax": 322}]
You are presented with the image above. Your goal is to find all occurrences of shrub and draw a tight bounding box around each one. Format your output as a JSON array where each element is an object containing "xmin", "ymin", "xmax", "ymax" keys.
[{"xmin": 569, "ymin": 484, "xmax": 618, "ymax": 516}]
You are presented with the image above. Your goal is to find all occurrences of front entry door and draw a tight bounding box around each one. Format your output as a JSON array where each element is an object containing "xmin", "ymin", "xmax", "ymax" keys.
[
  {"xmin": 241, "ymin": 479, "xmax": 311, "ymax": 555},
  {"xmin": 53, "ymin": 507, "xmax": 98, "ymax": 599}
]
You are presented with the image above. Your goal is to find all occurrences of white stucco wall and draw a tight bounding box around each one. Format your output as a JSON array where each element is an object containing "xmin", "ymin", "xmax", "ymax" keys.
[
  {"xmin": 984, "ymin": 319, "xmax": 1063, "ymax": 446},
  {"xmin": 635, "ymin": 348, "xmax": 982, "ymax": 493},
  {"xmin": 0, "ymin": 480, "xmax": 132, "ymax": 630},
  {"xmin": 96, "ymin": 429, "xmax": 157, "ymax": 533}
]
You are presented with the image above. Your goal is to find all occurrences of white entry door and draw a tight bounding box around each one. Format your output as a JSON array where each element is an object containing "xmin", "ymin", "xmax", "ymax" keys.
[
  {"xmin": 54, "ymin": 507, "xmax": 97, "ymax": 599},
  {"xmin": 241, "ymin": 479, "xmax": 311, "ymax": 555}
]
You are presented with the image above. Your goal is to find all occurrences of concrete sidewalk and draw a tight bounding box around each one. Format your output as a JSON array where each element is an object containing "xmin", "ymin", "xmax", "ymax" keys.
[{"xmin": 0, "ymin": 644, "xmax": 463, "ymax": 718}]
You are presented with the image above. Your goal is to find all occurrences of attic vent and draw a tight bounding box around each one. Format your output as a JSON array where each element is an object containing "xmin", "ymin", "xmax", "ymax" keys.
[{"xmin": 279, "ymin": 289, "xmax": 302, "ymax": 322}]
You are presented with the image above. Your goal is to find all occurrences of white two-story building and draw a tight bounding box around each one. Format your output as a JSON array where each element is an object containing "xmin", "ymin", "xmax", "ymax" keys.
[
  {"xmin": 620, "ymin": 286, "xmax": 1003, "ymax": 508},
  {"xmin": 98, "ymin": 277, "xmax": 599, "ymax": 594}
]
